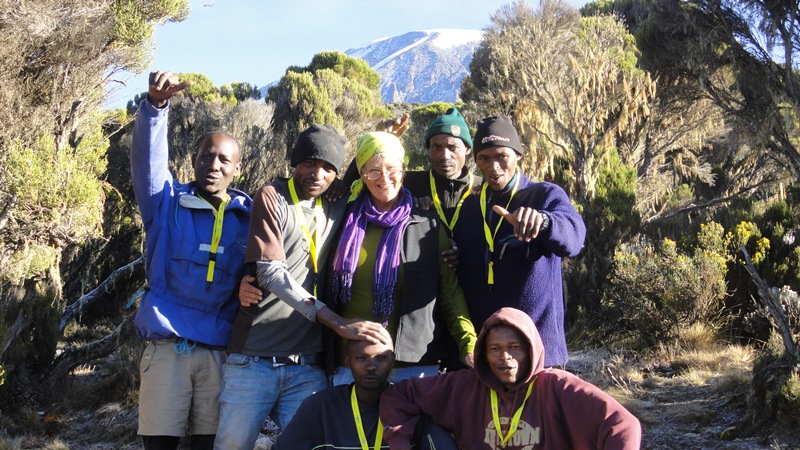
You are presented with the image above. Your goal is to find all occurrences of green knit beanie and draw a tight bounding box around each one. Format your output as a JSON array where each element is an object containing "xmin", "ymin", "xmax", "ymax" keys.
[{"xmin": 424, "ymin": 107, "xmax": 473, "ymax": 149}]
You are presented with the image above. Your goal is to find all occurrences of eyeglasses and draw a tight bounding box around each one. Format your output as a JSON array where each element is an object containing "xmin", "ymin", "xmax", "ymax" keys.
[{"xmin": 362, "ymin": 167, "xmax": 403, "ymax": 181}]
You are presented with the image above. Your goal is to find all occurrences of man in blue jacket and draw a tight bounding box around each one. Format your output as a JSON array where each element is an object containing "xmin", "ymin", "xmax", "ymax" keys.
[{"xmin": 130, "ymin": 70, "xmax": 251, "ymax": 450}]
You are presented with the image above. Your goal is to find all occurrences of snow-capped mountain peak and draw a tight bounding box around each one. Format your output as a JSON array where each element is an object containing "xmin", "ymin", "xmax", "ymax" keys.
[
  {"xmin": 261, "ymin": 29, "xmax": 483, "ymax": 104},
  {"xmin": 344, "ymin": 29, "xmax": 484, "ymax": 104}
]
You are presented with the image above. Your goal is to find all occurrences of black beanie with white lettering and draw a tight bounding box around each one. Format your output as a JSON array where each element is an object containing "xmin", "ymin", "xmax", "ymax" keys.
[{"xmin": 472, "ymin": 115, "xmax": 523, "ymax": 157}]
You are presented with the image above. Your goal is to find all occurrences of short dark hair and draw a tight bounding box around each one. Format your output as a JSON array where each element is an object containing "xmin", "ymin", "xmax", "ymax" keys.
[
  {"xmin": 345, "ymin": 338, "xmax": 395, "ymax": 357},
  {"xmin": 194, "ymin": 131, "xmax": 242, "ymax": 161}
]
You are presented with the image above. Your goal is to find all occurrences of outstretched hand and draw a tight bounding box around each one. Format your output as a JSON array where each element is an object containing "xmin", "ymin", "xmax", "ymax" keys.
[
  {"xmin": 148, "ymin": 70, "xmax": 194, "ymax": 108},
  {"xmin": 492, "ymin": 205, "xmax": 546, "ymax": 242},
  {"xmin": 376, "ymin": 113, "xmax": 411, "ymax": 137}
]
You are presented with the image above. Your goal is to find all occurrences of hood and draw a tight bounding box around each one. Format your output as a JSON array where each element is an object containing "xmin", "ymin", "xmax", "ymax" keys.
[
  {"xmin": 482, "ymin": 171, "xmax": 533, "ymax": 199},
  {"xmin": 225, "ymin": 187, "xmax": 253, "ymax": 213},
  {"xmin": 183, "ymin": 183, "xmax": 252, "ymax": 215},
  {"xmin": 474, "ymin": 307, "xmax": 545, "ymax": 392}
]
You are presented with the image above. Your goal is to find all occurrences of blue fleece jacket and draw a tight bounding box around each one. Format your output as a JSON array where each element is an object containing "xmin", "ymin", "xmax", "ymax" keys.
[{"xmin": 130, "ymin": 99, "xmax": 251, "ymax": 347}]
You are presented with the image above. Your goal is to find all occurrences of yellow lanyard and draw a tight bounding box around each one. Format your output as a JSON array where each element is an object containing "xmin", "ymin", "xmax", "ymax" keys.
[
  {"xmin": 490, "ymin": 377, "xmax": 536, "ymax": 448},
  {"xmin": 430, "ymin": 170, "xmax": 474, "ymax": 232},
  {"xmin": 479, "ymin": 168, "xmax": 520, "ymax": 284},
  {"xmin": 205, "ymin": 197, "xmax": 229, "ymax": 286},
  {"xmin": 288, "ymin": 178, "xmax": 322, "ymax": 295},
  {"xmin": 351, "ymin": 386, "xmax": 384, "ymax": 450}
]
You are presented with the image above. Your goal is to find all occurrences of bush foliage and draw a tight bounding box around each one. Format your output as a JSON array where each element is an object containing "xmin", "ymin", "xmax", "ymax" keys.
[
  {"xmin": 3, "ymin": 0, "xmax": 800, "ymax": 444},
  {"xmin": 597, "ymin": 221, "xmax": 766, "ymax": 349}
]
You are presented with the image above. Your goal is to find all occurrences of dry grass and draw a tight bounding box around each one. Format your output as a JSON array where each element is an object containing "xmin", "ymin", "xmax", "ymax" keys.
[
  {"xmin": 566, "ymin": 323, "xmax": 798, "ymax": 449},
  {"xmin": 4, "ymin": 321, "xmax": 799, "ymax": 449},
  {"xmin": 0, "ymin": 437, "xmax": 24, "ymax": 450}
]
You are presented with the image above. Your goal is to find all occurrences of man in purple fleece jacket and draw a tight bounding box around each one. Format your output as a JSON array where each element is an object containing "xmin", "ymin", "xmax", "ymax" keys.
[
  {"xmin": 453, "ymin": 115, "xmax": 586, "ymax": 367},
  {"xmin": 380, "ymin": 307, "xmax": 641, "ymax": 450}
]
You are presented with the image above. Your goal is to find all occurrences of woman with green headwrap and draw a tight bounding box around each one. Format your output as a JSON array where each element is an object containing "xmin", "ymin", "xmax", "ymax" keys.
[{"xmin": 328, "ymin": 131, "xmax": 477, "ymax": 384}]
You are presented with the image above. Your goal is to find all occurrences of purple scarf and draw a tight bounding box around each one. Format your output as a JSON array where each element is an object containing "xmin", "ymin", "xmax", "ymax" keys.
[{"xmin": 331, "ymin": 187, "xmax": 412, "ymax": 324}]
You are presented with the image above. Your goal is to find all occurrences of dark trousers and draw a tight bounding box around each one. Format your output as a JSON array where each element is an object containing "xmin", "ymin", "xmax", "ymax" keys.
[{"xmin": 416, "ymin": 414, "xmax": 459, "ymax": 450}]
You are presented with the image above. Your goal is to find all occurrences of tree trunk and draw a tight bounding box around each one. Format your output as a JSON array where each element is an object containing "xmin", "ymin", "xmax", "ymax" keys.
[
  {"xmin": 48, "ymin": 314, "xmax": 136, "ymax": 385},
  {"xmin": 59, "ymin": 256, "xmax": 143, "ymax": 337},
  {"xmin": 740, "ymin": 244, "xmax": 798, "ymax": 361}
]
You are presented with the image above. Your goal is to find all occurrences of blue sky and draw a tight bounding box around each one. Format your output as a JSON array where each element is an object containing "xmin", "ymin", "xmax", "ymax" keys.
[{"xmin": 106, "ymin": 0, "xmax": 587, "ymax": 109}]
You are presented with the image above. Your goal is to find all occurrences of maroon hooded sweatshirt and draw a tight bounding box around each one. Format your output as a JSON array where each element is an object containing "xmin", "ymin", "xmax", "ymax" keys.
[{"xmin": 380, "ymin": 307, "xmax": 641, "ymax": 450}]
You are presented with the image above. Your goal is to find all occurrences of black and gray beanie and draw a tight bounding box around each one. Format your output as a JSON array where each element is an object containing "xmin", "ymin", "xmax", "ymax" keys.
[
  {"xmin": 424, "ymin": 107, "xmax": 473, "ymax": 149},
  {"xmin": 473, "ymin": 115, "xmax": 523, "ymax": 157},
  {"xmin": 290, "ymin": 124, "xmax": 346, "ymax": 172}
]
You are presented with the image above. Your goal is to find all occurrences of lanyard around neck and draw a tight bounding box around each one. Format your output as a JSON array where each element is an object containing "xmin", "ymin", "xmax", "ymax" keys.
[
  {"xmin": 430, "ymin": 170, "xmax": 474, "ymax": 232},
  {"xmin": 205, "ymin": 196, "xmax": 229, "ymax": 287},
  {"xmin": 479, "ymin": 167, "xmax": 520, "ymax": 284},
  {"xmin": 490, "ymin": 376, "xmax": 536, "ymax": 448},
  {"xmin": 351, "ymin": 386, "xmax": 383, "ymax": 450},
  {"xmin": 288, "ymin": 178, "xmax": 322, "ymax": 294}
]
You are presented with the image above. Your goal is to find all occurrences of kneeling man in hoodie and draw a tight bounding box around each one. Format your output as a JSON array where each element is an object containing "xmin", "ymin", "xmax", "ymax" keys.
[{"xmin": 380, "ymin": 307, "xmax": 641, "ymax": 450}]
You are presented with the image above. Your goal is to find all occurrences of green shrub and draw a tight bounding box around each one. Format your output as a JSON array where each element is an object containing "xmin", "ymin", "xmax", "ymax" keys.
[
  {"xmin": 1, "ymin": 120, "xmax": 107, "ymax": 284},
  {"xmin": 722, "ymin": 199, "xmax": 800, "ymax": 344},
  {"xmin": 599, "ymin": 222, "xmax": 730, "ymax": 349},
  {"xmin": 566, "ymin": 147, "xmax": 640, "ymax": 321},
  {"xmin": 749, "ymin": 349, "xmax": 800, "ymax": 426}
]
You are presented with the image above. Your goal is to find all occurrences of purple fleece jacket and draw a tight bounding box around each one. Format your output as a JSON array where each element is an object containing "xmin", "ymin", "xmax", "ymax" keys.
[{"xmin": 453, "ymin": 173, "xmax": 585, "ymax": 367}]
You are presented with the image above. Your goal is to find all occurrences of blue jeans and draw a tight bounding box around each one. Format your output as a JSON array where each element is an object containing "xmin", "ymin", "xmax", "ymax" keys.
[
  {"xmin": 331, "ymin": 364, "xmax": 440, "ymax": 385},
  {"xmin": 214, "ymin": 353, "xmax": 327, "ymax": 450}
]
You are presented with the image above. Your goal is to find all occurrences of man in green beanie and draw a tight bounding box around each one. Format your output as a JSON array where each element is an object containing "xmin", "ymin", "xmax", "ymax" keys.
[
  {"xmin": 391, "ymin": 108, "xmax": 482, "ymax": 373},
  {"xmin": 402, "ymin": 107, "xmax": 481, "ymax": 233}
]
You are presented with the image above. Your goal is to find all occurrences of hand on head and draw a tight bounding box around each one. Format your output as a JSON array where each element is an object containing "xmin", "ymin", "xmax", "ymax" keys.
[
  {"xmin": 148, "ymin": 70, "xmax": 194, "ymax": 107},
  {"xmin": 340, "ymin": 318, "xmax": 392, "ymax": 346}
]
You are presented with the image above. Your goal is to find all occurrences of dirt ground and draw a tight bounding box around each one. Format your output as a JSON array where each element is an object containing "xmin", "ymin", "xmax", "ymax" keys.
[
  {"xmin": 635, "ymin": 379, "xmax": 784, "ymax": 449},
  {"xmin": 567, "ymin": 349, "xmax": 800, "ymax": 450},
  {"xmin": 5, "ymin": 347, "xmax": 800, "ymax": 449}
]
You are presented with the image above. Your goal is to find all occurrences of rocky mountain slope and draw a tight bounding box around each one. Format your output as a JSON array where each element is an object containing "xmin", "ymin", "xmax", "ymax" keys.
[
  {"xmin": 344, "ymin": 29, "xmax": 483, "ymax": 104},
  {"xmin": 260, "ymin": 29, "xmax": 483, "ymax": 104}
]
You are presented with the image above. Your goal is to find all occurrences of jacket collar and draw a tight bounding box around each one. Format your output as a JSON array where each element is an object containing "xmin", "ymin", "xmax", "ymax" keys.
[
  {"xmin": 430, "ymin": 166, "xmax": 473, "ymax": 187},
  {"xmin": 179, "ymin": 183, "xmax": 252, "ymax": 214}
]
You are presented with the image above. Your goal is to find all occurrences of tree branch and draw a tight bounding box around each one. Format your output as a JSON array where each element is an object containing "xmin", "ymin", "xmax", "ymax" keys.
[
  {"xmin": 0, "ymin": 309, "xmax": 31, "ymax": 358},
  {"xmin": 740, "ymin": 244, "xmax": 798, "ymax": 360},
  {"xmin": 48, "ymin": 314, "xmax": 136, "ymax": 384},
  {"xmin": 642, "ymin": 176, "xmax": 786, "ymax": 224},
  {"xmin": 59, "ymin": 255, "xmax": 144, "ymax": 336}
]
